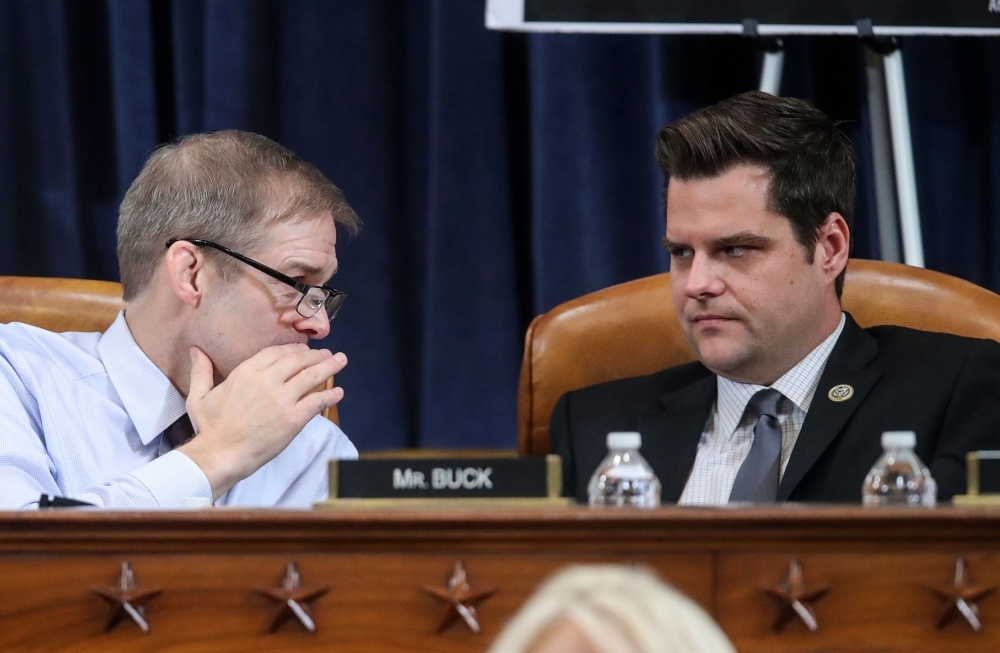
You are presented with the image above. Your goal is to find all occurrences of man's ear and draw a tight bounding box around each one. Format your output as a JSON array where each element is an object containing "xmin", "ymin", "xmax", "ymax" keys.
[
  {"xmin": 163, "ymin": 241, "xmax": 207, "ymax": 308},
  {"xmin": 816, "ymin": 212, "xmax": 850, "ymax": 284}
]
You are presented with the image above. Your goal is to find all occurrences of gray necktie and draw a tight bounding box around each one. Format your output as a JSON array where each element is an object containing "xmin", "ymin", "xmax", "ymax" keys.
[{"xmin": 728, "ymin": 388, "xmax": 785, "ymax": 503}]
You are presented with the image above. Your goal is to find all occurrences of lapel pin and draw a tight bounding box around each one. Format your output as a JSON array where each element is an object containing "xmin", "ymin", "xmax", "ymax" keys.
[{"xmin": 828, "ymin": 384, "xmax": 854, "ymax": 402}]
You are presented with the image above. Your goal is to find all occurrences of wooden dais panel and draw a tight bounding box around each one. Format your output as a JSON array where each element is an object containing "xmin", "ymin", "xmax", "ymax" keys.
[{"xmin": 2, "ymin": 506, "xmax": 1000, "ymax": 652}]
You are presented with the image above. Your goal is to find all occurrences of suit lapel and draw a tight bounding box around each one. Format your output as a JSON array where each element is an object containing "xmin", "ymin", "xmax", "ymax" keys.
[
  {"xmin": 638, "ymin": 374, "xmax": 717, "ymax": 503},
  {"xmin": 778, "ymin": 315, "xmax": 882, "ymax": 500}
]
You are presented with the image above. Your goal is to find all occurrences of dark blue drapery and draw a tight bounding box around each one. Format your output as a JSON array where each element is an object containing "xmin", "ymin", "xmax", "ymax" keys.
[{"xmin": 1, "ymin": 1, "xmax": 998, "ymax": 450}]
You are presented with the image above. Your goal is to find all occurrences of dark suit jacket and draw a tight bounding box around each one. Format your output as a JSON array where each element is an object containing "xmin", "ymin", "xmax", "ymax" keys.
[{"xmin": 550, "ymin": 314, "xmax": 1000, "ymax": 503}]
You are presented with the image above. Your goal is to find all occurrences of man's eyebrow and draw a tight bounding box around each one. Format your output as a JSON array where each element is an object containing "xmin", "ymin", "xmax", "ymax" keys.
[
  {"xmin": 662, "ymin": 232, "xmax": 773, "ymax": 252},
  {"xmin": 712, "ymin": 231, "xmax": 773, "ymax": 248},
  {"xmin": 282, "ymin": 261, "xmax": 327, "ymax": 279}
]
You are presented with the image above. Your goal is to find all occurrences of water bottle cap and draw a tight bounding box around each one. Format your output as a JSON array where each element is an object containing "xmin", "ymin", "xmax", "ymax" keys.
[
  {"xmin": 881, "ymin": 431, "xmax": 916, "ymax": 449},
  {"xmin": 607, "ymin": 432, "xmax": 642, "ymax": 449}
]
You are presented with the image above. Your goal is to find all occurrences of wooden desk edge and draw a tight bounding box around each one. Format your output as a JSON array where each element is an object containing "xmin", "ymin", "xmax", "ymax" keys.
[{"xmin": 3, "ymin": 506, "xmax": 1000, "ymax": 555}]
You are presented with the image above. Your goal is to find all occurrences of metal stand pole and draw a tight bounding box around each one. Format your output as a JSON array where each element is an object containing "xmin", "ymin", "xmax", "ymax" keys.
[
  {"xmin": 759, "ymin": 50, "xmax": 785, "ymax": 96},
  {"xmin": 743, "ymin": 19, "xmax": 784, "ymax": 96},
  {"xmin": 858, "ymin": 20, "xmax": 924, "ymax": 268},
  {"xmin": 863, "ymin": 48, "xmax": 901, "ymax": 263},
  {"xmin": 883, "ymin": 49, "xmax": 924, "ymax": 267}
]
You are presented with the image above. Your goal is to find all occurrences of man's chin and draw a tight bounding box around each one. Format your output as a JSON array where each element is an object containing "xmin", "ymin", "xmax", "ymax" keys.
[{"xmin": 691, "ymin": 342, "xmax": 752, "ymax": 379}]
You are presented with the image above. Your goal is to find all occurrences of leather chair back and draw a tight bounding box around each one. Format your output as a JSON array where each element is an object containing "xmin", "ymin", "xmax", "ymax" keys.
[
  {"xmin": 0, "ymin": 276, "xmax": 339, "ymax": 424},
  {"xmin": 517, "ymin": 259, "xmax": 1000, "ymax": 455},
  {"xmin": 0, "ymin": 277, "xmax": 125, "ymax": 332}
]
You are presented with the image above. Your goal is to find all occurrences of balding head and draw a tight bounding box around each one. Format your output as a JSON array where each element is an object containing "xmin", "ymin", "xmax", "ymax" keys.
[{"xmin": 117, "ymin": 130, "xmax": 359, "ymax": 301}]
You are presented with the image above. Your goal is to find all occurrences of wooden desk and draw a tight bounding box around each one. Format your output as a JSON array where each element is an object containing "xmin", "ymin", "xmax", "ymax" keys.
[{"xmin": 2, "ymin": 506, "xmax": 1000, "ymax": 652}]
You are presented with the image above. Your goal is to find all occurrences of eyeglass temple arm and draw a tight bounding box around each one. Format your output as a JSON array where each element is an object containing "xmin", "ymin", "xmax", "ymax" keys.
[{"xmin": 167, "ymin": 238, "xmax": 314, "ymax": 293}]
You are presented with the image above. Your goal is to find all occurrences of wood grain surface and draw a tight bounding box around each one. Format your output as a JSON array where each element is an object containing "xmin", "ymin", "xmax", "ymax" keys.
[{"xmin": 2, "ymin": 505, "xmax": 1000, "ymax": 652}]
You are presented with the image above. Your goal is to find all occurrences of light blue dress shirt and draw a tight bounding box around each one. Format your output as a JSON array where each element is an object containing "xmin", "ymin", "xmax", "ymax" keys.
[{"xmin": 0, "ymin": 311, "xmax": 357, "ymax": 509}]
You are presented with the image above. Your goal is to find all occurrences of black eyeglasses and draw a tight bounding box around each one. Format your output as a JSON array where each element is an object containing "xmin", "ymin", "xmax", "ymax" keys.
[{"xmin": 165, "ymin": 238, "xmax": 346, "ymax": 322}]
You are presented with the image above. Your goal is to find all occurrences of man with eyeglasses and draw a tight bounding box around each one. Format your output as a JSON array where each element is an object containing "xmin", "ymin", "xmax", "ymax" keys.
[{"xmin": 0, "ymin": 130, "xmax": 359, "ymax": 509}]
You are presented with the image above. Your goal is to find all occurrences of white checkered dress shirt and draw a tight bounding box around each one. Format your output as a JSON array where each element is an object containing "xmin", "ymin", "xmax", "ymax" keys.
[
  {"xmin": 0, "ymin": 311, "xmax": 357, "ymax": 509},
  {"xmin": 678, "ymin": 314, "xmax": 846, "ymax": 506}
]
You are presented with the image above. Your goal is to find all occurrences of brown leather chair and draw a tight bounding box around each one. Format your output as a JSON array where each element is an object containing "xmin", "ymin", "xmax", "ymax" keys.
[
  {"xmin": 0, "ymin": 276, "xmax": 339, "ymax": 424},
  {"xmin": 0, "ymin": 276, "xmax": 125, "ymax": 332},
  {"xmin": 517, "ymin": 259, "xmax": 1000, "ymax": 456}
]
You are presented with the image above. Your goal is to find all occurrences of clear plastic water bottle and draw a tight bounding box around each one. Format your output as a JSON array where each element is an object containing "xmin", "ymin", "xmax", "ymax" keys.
[
  {"xmin": 588, "ymin": 432, "xmax": 662, "ymax": 508},
  {"xmin": 862, "ymin": 431, "xmax": 937, "ymax": 507}
]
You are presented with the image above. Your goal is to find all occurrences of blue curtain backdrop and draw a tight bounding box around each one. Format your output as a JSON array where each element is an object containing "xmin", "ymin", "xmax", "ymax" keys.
[{"xmin": 0, "ymin": 1, "xmax": 998, "ymax": 450}]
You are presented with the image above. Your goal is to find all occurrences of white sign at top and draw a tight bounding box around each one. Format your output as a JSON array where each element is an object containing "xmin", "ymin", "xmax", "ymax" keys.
[{"xmin": 486, "ymin": 0, "xmax": 1000, "ymax": 36}]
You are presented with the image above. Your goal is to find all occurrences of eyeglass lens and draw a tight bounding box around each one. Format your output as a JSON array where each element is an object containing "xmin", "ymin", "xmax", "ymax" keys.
[{"xmin": 296, "ymin": 287, "xmax": 344, "ymax": 322}]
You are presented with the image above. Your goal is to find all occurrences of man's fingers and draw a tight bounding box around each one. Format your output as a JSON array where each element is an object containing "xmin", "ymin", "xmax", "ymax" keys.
[
  {"xmin": 266, "ymin": 348, "xmax": 338, "ymax": 382},
  {"xmin": 295, "ymin": 386, "xmax": 345, "ymax": 420},
  {"xmin": 187, "ymin": 346, "xmax": 216, "ymax": 405},
  {"xmin": 243, "ymin": 342, "xmax": 312, "ymax": 370},
  {"xmin": 284, "ymin": 353, "xmax": 348, "ymax": 398}
]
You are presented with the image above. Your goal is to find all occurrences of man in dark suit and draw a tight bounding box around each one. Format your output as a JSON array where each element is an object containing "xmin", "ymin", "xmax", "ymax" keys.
[{"xmin": 550, "ymin": 91, "xmax": 1000, "ymax": 505}]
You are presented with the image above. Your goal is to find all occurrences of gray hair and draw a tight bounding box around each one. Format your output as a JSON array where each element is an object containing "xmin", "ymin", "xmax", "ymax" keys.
[
  {"xmin": 116, "ymin": 130, "xmax": 360, "ymax": 301},
  {"xmin": 488, "ymin": 565, "xmax": 736, "ymax": 653}
]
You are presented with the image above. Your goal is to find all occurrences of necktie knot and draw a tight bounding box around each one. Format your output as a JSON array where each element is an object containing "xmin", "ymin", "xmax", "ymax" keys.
[
  {"xmin": 747, "ymin": 388, "xmax": 784, "ymax": 421},
  {"xmin": 164, "ymin": 413, "xmax": 195, "ymax": 449}
]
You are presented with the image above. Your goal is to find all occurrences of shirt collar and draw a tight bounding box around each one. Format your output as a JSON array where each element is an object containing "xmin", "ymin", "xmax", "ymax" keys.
[
  {"xmin": 715, "ymin": 313, "xmax": 847, "ymax": 438},
  {"xmin": 98, "ymin": 310, "xmax": 187, "ymax": 446}
]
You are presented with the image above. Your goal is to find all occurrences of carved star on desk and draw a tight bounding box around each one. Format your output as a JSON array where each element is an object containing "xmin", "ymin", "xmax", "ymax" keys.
[
  {"xmin": 928, "ymin": 558, "xmax": 996, "ymax": 632},
  {"xmin": 90, "ymin": 562, "xmax": 162, "ymax": 633},
  {"xmin": 762, "ymin": 559, "xmax": 831, "ymax": 632},
  {"xmin": 257, "ymin": 562, "xmax": 329, "ymax": 633},
  {"xmin": 422, "ymin": 561, "xmax": 497, "ymax": 634}
]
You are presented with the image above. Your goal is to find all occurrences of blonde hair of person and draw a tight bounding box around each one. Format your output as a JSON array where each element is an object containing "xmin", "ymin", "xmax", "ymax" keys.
[{"xmin": 488, "ymin": 565, "xmax": 736, "ymax": 653}]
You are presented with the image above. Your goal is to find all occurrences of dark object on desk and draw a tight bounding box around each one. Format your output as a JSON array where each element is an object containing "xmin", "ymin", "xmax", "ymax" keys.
[
  {"xmin": 968, "ymin": 451, "xmax": 1000, "ymax": 494},
  {"xmin": 39, "ymin": 494, "xmax": 95, "ymax": 508},
  {"xmin": 953, "ymin": 451, "xmax": 1000, "ymax": 505},
  {"xmin": 328, "ymin": 455, "xmax": 561, "ymax": 500}
]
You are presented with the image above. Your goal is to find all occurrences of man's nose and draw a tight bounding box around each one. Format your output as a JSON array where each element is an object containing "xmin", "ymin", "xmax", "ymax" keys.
[
  {"xmin": 684, "ymin": 254, "xmax": 724, "ymax": 298},
  {"xmin": 295, "ymin": 310, "xmax": 331, "ymax": 340}
]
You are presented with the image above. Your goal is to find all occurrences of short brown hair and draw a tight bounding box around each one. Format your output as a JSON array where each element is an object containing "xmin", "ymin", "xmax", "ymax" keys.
[
  {"xmin": 117, "ymin": 130, "xmax": 360, "ymax": 301},
  {"xmin": 655, "ymin": 91, "xmax": 856, "ymax": 296}
]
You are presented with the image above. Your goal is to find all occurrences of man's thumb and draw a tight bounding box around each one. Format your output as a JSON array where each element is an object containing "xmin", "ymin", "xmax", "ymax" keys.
[{"xmin": 187, "ymin": 346, "xmax": 215, "ymax": 404}]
